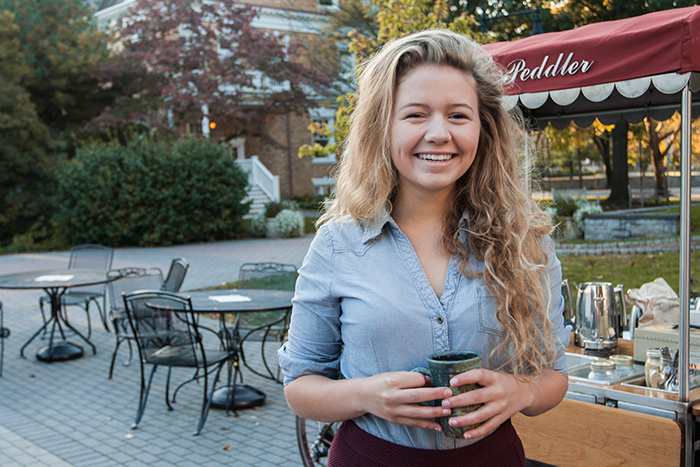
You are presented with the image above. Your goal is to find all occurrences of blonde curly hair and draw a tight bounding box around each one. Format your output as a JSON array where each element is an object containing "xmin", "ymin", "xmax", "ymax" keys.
[{"xmin": 321, "ymin": 29, "xmax": 557, "ymax": 376}]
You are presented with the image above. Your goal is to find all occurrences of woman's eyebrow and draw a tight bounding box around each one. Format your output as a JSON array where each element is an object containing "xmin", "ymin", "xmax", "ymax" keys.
[{"xmin": 397, "ymin": 102, "xmax": 476, "ymax": 111}]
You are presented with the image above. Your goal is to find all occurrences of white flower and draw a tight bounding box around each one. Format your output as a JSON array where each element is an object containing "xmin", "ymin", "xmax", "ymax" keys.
[
  {"xmin": 274, "ymin": 209, "xmax": 304, "ymax": 238},
  {"xmin": 573, "ymin": 201, "xmax": 603, "ymax": 232}
]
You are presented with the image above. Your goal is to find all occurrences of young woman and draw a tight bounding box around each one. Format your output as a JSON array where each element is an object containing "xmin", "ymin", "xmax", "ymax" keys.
[{"xmin": 278, "ymin": 29, "xmax": 570, "ymax": 466}]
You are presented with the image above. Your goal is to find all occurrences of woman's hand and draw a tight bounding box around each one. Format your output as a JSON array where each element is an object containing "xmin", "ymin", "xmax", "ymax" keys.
[
  {"xmin": 362, "ymin": 371, "xmax": 453, "ymax": 432},
  {"xmin": 284, "ymin": 372, "xmax": 454, "ymax": 431},
  {"xmin": 439, "ymin": 368, "xmax": 568, "ymax": 439}
]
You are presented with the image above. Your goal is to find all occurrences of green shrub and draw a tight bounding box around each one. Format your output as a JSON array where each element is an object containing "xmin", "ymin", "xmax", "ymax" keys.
[
  {"xmin": 55, "ymin": 137, "xmax": 250, "ymax": 247},
  {"xmin": 292, "ymin": 194, "xmax": 326, "ymax": 211},
  {"xmin": 250, "ymin": 211, "xmax": 267, "ymax": 237},
  {"xmin": 553, "ymin": 197, "xmax": 579, "ymax": 218},
  {"xmin": 263, "ymin": 200, "xmax": 285, "ymax": 219},
  {"xmin": 5, "ymin": 217, "xmax": 68, "ymax": 253},
  {"xmin": 274, "ymin": 208, "xmax": 304, "ymax": 238},
  {"xmin": 263, "ymin": 199, "xmax": 301, "ymax": 218}
]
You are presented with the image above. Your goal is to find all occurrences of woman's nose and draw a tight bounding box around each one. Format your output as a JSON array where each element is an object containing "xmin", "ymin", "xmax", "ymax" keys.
[{"xmin": 424, "ymin": 117, "xmax": 451, "ymax": 143}]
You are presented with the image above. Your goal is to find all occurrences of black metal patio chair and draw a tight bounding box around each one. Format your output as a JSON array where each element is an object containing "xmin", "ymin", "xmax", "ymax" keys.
[
  {"xmin": 39, "ymin": 244, "xmax": 114, "ymax": 339},
  {"xmin": 237, "ymin": 262, "xmax": 297, "ymax": 383},
  {"xmin": 0, "ymin": 302, "xmax": 9, "ymax": 377},
  {"xmin": 161, "ymin": 258, "xmax": 189, "ymax": 293},
  {"xmin": 107, "ymin": 267, "xmax": 164, "ymax": 379},
  {"xmin": 123, "ymin": 290, "xmax": 234, "ymax": 435}
]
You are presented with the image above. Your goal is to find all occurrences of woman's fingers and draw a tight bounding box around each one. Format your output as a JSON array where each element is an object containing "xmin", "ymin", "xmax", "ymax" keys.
[
  {"xmin": 365, "ymin": 371, "xmax": 453, "ymax": 429},
  {"xmin": 439, "ymin": 369, "xmax": 530, "ymax": 439}
]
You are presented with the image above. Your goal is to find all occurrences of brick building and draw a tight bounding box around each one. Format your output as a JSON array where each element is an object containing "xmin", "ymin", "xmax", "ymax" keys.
[{"xmin": 95, "ymin": 0, "xmax": 343, "ymax": 208}]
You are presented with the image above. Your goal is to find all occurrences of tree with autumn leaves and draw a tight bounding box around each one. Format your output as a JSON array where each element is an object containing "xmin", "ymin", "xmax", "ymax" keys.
[
  {"xmin": 299, "ymin": 0, "xmax": 478, "ymax": 159},
  {"xmin": 303, "ymin": 0, "xmax": 700, "ymax": 206},
  {"xmin": 0, "ymin": 0, "xmax": 337, "ymax": 247},
  {"xmin": 92, "ymin": 0, "xmax": 336, "ymax": 140}
]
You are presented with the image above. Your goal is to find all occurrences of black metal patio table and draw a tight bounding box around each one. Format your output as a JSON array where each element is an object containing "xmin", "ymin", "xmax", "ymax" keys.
[
  {"xmin": 179, "ymin": 288, "xmax": 293, "ymax": 411},
  {"xmin": 0, "ymin": 268, "xmax": 114, "ymax": 362}
]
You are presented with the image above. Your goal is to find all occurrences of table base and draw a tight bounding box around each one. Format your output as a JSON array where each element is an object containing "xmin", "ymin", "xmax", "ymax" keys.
[
  {"xmin": 211, "ymin": 384, "xmax": 266, "ymax": 410},
  {"xmin": 36, "ymin": 341, "xmax": 84, "ymax": 362}
]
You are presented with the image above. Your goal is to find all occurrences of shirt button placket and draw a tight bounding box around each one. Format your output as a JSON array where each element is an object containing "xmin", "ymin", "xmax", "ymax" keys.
[{"xmin": 435, "ymin": 313, "xmax": 449, "ymax": 352}]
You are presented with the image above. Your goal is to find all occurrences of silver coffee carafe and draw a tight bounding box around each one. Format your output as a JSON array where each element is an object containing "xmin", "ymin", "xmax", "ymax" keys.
[{"xmin": 573, "ymin": 282, "xmax": 627, "ymax": 356}]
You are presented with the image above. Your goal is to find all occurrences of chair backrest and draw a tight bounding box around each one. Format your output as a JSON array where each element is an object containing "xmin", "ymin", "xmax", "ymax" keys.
[
  {"xmin": 68, "ymin": 244, "xmax": 115, "ymax": 294},
  {"xmin": 238, "ymin": 262, "xmax": 298, "ymax": 291},
  {"xmin": 69, "ymin": 244, "xmax": 114, "ymax": 269},
  {"xmin": 122, "ymin": 291, "xmax": 200, "ymax": 365},
  {"xmin": 0, "ymin": 301, "xmax": 7, "ymax": 377},
  {"xmin": 108, "ymin": 268, "xmax": 164, "ymax": 317},
  {"xmin": 162, "ymin": 258, "xmax": 189, "ymax": 293},
  {"xmin": 0, "ymin": 302, "xmax": 7, "ymax": 338}
]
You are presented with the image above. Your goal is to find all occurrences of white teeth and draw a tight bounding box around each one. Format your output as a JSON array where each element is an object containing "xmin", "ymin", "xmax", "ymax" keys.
[{"xmin": 417, "ymin": 153, "xmax": 453, "ymax": 161}]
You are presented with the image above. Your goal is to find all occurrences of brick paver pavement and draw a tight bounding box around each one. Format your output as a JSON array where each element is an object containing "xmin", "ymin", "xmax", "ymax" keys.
[{"xmin": 0, "ymin": 235, "xmax": 314, "ymax": 466}]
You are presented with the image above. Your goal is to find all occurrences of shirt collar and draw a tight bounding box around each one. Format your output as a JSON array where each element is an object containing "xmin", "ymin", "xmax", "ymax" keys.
[
  {"xmin": 360, "ymin": 208, "xmax": 394, "ymax": 244},
  {"xmin": 360, "ymin": 208, "xmax": 472, "ymax": 244}
]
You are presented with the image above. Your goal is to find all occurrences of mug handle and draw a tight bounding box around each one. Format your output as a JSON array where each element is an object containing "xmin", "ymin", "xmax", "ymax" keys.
[{"xmin": 411, "ymin": 367, "xmax": 436, "ymax": 407}]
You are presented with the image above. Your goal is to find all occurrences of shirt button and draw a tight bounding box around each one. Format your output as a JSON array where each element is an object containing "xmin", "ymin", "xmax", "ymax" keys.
[{"xmin": 437, "ymin": 316, "xmax": 444, "ymax": 324}]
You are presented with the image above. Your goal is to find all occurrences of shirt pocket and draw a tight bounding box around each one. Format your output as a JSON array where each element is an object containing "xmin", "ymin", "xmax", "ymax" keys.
[{"xmin": 477, "ymin": 286, "xmax": 507, "ymax": 337}]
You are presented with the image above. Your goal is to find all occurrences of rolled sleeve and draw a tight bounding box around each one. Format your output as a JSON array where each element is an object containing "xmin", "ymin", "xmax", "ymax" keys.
[{"xmin": 278, "ymin": 227, "xmax": 343, "ymax": 385}]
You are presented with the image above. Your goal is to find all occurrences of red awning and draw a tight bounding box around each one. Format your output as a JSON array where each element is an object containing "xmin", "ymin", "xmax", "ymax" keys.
[{"xmin": 483, "ymin": 6, "xmax": 700, "ymax": 95}]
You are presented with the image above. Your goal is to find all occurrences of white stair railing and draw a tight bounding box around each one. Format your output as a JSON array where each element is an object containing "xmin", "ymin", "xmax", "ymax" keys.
[{"xmin": 236, "ymin": 156, "xmax": 280, "ymax": 203}]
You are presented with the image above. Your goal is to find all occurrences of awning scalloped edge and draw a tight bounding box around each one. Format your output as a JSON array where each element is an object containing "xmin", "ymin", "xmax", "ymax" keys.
[{"xmin": 503, "ymin": 72, "xmax": 693, "ymax": 111}]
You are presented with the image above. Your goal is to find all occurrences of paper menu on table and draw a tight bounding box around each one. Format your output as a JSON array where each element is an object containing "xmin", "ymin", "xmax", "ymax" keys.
[
  {"xmin": 208, "ymin": 294, "xmax": 251, "ymax": 303},
  {"xmin": 35, "ymin": 275, "xmax": 75, "ymax": 282}
]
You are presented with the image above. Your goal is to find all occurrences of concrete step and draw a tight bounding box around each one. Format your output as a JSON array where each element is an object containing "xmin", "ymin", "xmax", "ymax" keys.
[{"xmin": 244, "ymin": 186, "xmax": 272, "ymax": 218}]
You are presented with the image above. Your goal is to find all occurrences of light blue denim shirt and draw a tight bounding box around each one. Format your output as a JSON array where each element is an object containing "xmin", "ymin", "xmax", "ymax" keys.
[{"xmin": 278, "ymin": 211, "xmax": 570, "ymax": 450}]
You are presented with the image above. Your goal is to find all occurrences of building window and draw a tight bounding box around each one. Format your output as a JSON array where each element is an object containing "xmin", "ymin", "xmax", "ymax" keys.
[
  {"xmin": 313, "ymin": 176, "xmax": 336, "ymax": 196},
  {"xmin": 226, "ymin": 137, "xmax": 246, "ymax": 160},
  {"xmin": 310, "ymin": 108, "xmax": 336, "ymax": 164},
  {"xmin": 186, "ymin": 121, "xmax": 203, "ymax": 135},
  {"xmin": 311, "ymin": 119, "xmax": 330, "ymax": 148}
]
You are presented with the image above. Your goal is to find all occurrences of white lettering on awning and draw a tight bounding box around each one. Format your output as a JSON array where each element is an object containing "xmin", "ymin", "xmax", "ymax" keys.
[{"xmin": 503, "ymin": 53, "xmax": 594, "ymax": 85}]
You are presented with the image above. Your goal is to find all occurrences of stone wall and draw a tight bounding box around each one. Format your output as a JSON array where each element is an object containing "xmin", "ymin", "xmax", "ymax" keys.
[
  {"xmin": 584, "ymin": 213, "xmax": 680, "ymax": 241},
  {"xmin": 536, "ymin": 174, "xmax": 700, "ymax": 191},
  {"xmin": 556, "ymin": 236, "xmax": 700, "ymax": 256}
]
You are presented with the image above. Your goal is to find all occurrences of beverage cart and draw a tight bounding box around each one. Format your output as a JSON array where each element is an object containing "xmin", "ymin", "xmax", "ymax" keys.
[{"xmin": 483, "ymin": 7, "xmax": 700, "ymax": 466}]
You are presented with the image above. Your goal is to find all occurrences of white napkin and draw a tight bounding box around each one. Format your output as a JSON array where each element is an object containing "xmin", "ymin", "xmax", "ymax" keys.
[
  {"xmin": 208, "ymin": 294, "xmax": 251, "ymax": 303},
  {"xmin": 626, "ymin": 277, "xmax": 680, "ymax": 327},
  {"xmin": 35, "ymin": 274, "xmax": 75, "ymax": 282}
]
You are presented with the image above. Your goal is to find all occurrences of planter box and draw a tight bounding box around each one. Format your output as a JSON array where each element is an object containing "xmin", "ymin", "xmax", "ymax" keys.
[
  {"xmin": 266, "ymin": 219, "xmax": 279, "ymax": 238},
  {"xmin": 584, "ymin": 212, "xmax": 680, "ymax": 241}
]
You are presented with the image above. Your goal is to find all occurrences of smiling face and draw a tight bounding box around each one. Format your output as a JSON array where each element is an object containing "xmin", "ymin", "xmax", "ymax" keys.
[{"xmin": 390, "ymin": 64, "xmax": 481, "ymax": 200}]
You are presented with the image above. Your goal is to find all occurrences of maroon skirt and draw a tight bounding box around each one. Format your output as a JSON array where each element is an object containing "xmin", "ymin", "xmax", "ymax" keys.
[{"xmin": 327, "ymin": 419, "xmax": 525, "ymax": 467}]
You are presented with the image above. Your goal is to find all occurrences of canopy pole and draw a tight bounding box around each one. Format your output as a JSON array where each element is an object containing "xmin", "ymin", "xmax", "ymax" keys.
[
  {"xmin": 679, "ymin": 83, "xmax": 692, "ymax": 403},
  {"xmin": 679, "ymin": 81, "xmax": 693, "ymax": 467}
]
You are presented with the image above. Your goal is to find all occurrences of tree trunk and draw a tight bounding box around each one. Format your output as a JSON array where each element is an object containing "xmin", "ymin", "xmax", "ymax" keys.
[
  {"xmin": 644, "ymin": 117, "xmax": 669, "ymax": 196},
  {"xmin": 592, "ymin": 130, "xmax": 612, "ymax": 189},
  {"xmin": 608, "ymin": 117, "xmax": 629, "ymax": 203}
]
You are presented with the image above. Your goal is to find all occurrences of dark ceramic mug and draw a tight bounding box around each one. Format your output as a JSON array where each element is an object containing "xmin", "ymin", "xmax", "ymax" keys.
[{"xmin": 413, "ymin": 350, "xmax": 483, "ymax": 439}]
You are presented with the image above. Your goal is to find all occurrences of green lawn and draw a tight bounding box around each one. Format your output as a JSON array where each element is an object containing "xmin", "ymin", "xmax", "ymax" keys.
[
  {"xmin": 557, "ymin": 203, "xmax": 700, "ymax": 294},
  {"xmin": 560, "ymin": 250, "xmax": 700, "ymax": 295}
]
